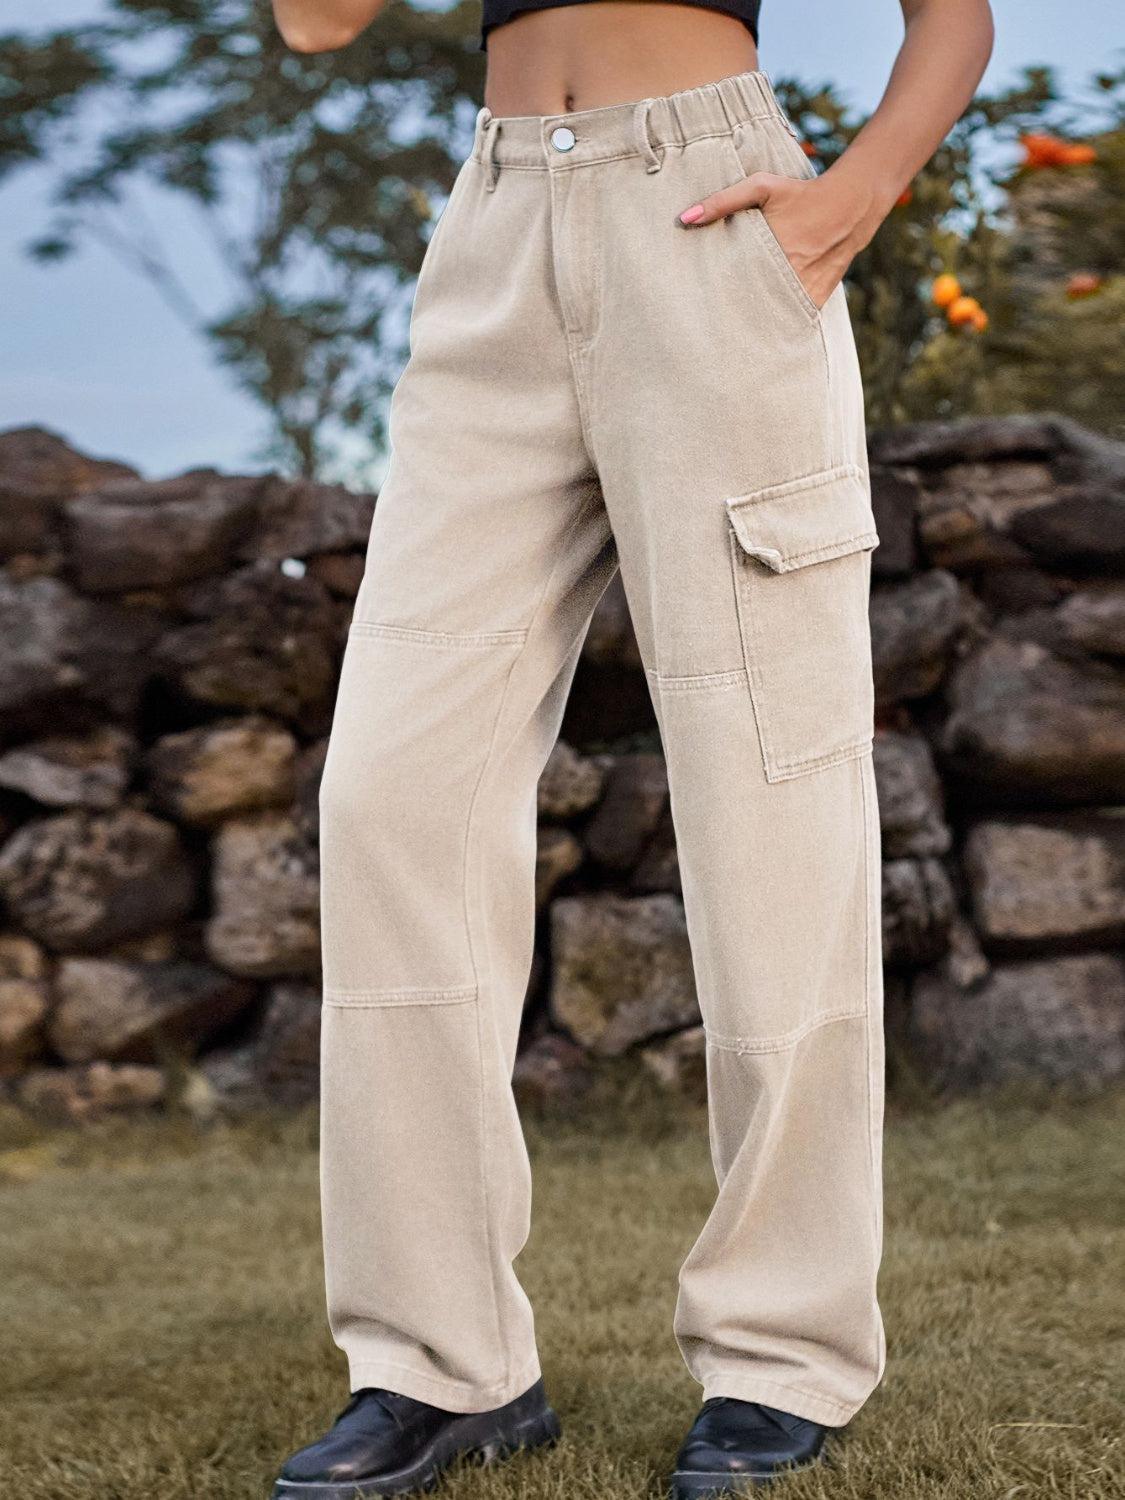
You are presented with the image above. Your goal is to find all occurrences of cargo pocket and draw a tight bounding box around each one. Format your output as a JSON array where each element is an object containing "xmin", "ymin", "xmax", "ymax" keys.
[{"xmin": 727, "ymin": 464, "xmax": 880, "ymax": 783}]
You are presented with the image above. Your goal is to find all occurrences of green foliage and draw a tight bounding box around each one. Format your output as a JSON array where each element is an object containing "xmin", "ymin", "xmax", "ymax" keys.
[
  {"xmin": 1, "ymin": 7, "xmax": 1122, "ymax": 472},
  {"xmin": 1, "ymin": 0, "xmax": 484, "ymax": 475}
]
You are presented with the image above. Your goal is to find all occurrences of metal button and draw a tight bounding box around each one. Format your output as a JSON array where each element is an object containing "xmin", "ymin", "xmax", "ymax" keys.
[{"xmin": 550, "ymin": 126, "xmax": 577, "ymax": 153}]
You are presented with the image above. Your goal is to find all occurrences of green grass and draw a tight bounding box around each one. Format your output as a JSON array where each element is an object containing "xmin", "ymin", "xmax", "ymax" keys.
[{"xmin": 1, "ymin": 1088, "xmax": 1122, "ymax": 1500}]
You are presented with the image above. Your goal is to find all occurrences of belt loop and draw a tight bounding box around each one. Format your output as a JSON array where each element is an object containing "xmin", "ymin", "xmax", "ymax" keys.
[
  {"xmin": 482, "ymin": 112, "xmax": 501, "ymax": 192},
  {"xmin": 714, "ymin": 77, "xmax": 737, "ymax": 136},
  {"xmin": 632, "ymin": 97, "xmax": 661, "ymax": 174}
]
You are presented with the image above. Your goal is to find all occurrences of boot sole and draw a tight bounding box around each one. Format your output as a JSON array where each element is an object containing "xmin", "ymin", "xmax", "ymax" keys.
[
  {"xmin": 670, "ymin": 1454, "xmax": 824, "ymax": 1498},
  {"xmin": 271, "ymin": 1405, "xmax": 561, "ymax": 1499}
]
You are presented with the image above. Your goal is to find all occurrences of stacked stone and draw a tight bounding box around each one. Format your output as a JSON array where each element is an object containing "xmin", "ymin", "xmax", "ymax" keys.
[
  {"xmin": 0, "ymin": 416, "xmax": 1122, "ymax": 1120},
  {"xmin": 0, "ymin": 428, "xmax": 371, "ymax": 1119}
]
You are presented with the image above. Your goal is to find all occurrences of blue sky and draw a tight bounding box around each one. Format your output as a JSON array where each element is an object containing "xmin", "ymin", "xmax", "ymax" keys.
[{"xmin": 0, "ymin": 0, "xmax": 1115, "ymax": 477}]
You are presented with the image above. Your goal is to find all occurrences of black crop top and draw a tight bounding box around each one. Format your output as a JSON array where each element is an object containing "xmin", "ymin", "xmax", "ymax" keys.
[{"xmin": 479, "ymin": 0, "xmax": 761, "ymax": 51}]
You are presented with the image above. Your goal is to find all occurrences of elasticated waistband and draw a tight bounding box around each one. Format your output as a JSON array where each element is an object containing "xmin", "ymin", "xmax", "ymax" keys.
[{"xmin": 471, "ymin": 70, "xmax": 795, "ymax": 172}]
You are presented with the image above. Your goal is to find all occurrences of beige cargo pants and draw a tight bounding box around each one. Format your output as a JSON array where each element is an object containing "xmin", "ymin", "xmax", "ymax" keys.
[{"xmin": 318, "ymin": 70, "xmax": 885, "ymax": 1430}]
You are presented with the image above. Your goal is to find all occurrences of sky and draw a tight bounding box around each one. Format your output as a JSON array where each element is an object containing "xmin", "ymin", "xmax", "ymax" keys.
[{"xmin": 0, "ymin": 0, "xmax": 1117, "ymax": 478}]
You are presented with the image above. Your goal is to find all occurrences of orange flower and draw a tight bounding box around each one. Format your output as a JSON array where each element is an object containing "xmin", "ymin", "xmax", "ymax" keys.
[
  {"xmin": 1059, "ymin": 143, "xmax": 1096, "ymax": 165},
  {"xmin": 931, "ymin": 273, "xmax": 962, "ymax": 308},
  {"xmin": 1019, "ymin": 132, "xmax": 1097, "ymax": 169},
  {"xmin": 970, "ymin": 306, "xmax": 989, "ymax": 332},
  {"xmin": 1066, "ymin": 272, "xmax": 1103, "ymax": 299},
  {"xmin": 947, "ymin": 294, "xmax": 983, "ymax": 326},
  {"xmin": 799, "ymin": 139, "xmax": 819, "ymax": 158},
  {"xmin": 1020, "ymin": 132, "xmax": 1067, "ymax": 167}
]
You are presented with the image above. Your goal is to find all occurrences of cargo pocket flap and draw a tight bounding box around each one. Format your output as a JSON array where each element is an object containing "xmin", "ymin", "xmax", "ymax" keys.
[{"xmin": 726, "ymin": 464, "xmax": 880, "ymax": 573}]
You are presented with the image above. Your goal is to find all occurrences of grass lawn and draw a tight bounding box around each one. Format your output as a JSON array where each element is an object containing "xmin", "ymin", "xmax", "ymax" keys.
[{"xmin": 0, "ymin": 1086, "xmax": 1122, "ymax": 1500}]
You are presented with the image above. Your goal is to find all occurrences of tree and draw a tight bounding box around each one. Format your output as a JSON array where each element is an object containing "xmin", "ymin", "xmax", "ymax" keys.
[{"xmin": 1, "ymin": 0, "xmax": 484, "ymax": 476}]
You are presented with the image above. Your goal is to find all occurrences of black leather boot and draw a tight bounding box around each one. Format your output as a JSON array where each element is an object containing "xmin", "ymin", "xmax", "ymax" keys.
[
  {"xmin": 272, "ymin": 1377, "xmax": 561, "ymax": 1498},
  {"xmin": 670, "ymin": 1397, "xmax": 829, "ymax": 1496}
]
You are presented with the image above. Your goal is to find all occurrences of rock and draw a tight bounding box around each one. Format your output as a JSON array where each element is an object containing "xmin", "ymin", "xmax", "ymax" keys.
[
  {"xmin": 639, "ymin": 1025, "xmax": 707, "ymax": 1102},
  {"xmin": 868, "ymin": 415, "xmax": 1064, "ymax": 469},
  {"xmin": 251, "ymin": 983, "xmax": 321, "ymax": 1102},
  {"xmin": 940, "ymin": 636, "xmax": 1125, "ymax": 804},
  {"xmin": 48, "ymin": 957, "xmax": 254, "ymax": 1064},
  {"xmin": 549, "ymin": 893, "xmax": 698, "ymax": 1055},
  {"xmin": 536, "ymin": 827, "xmax": 583, "ymax": 908},
  {"xmin": 868, "ymin": 466, "xmax": 919, "ymax": 578},
  {"xmin": 0, "ymin": 427, "xmax": 136, "ymax": 559},
  {"xmin": 945, "ymin": 912, "xmax": 991, "ymax": 989},
  {"xmin": 0, "ymin": 727, "xmax": 134, "ymax": 809},
  {"xmin": 0, "ymin": 979, "xmax": 49, "ymax": 1075},
  {"xmin": 537, "ymin": 740, "xmax": 606, "ymax": 821},
  {"xmin": 1057, "ymin": 584, "xmax": 1125, "ymax": 658},
  {"xmin": 202, "ymin": 981, "xmax": 321, "ymax": 1109},
  {"xmin": 64, "ymin": 473, "xmax": 260, "ymax": 592},
  {"xmin": 206, "ymin": 814, "xmax": 320, "ymax": 979},
  {"xmin": 307, "ymin": 552, "xmax": 366, "ymax": 598},
  {"xmin": 882, "ymin": 858, "xmax": 956, "ymax": 968},
  {"xmin": 0, "ymin": 808, "xmax": 197, "ymax": 953},
  {"xmin": 0, "ymin": 935, "xmax": 47, "ymax": 980},
  {"xmin": 915, "ymin": 461, "xmax": 1057, "ymax": 572},
  {"xmin": 1009, "ymin": 484, "xmax": 1125, "ymax": 573},
  {"xmin": 871, "ymin": 569, "xmax": 963, "ymax": 705},
  {"xmin": 972, "ymin": 565, "xmax": 1064, "ymax": 617},
  {"xmin": 872, "ymin": 730, "xmax": 951, "ymax": 858},
  {"xmin": 910, "ymin": 952, "xmax": 1125, "ymax": 1088},
  {"xmin": 512, "ymin": 1032, "xmax": 593, "ymax": 1110},
  {"xmin": 293, "ymin": 738, "xmax": 328, "ymax": 842},
  {"xmin": 583, "ymin": 753, "xmax": 669, "ymax": 872},
  {"xmin": 17, "ymin": 1061, "xmax": 166, "ymax": 1121},
  {"xmin": 629, "ymin": 805, "xmax": 682, "ymax": 895},
  {"xmin": 239, "ymin": 476, "xmax": 375, "ymax": 561},
  {"xmin": 146, "ymin": 717, "xmax": 297, "ymax": 825},
  {"xmin": 963, "ymin": 814, "xmax": 1125, "ymax": 950},
  {"xmin": 103, "ymin": 929, "xmax": 184, "ymax": 963},
  {"xmin": 0, "ymin": 574, "xmax": 162, "ymax": 739},
  {"xmin": 582, "ymin": 573, "xmax": 644, "ymax": 669},
  {"xmin": 157, "ymin": 563, "xmax": 340, "ymax": 726}
]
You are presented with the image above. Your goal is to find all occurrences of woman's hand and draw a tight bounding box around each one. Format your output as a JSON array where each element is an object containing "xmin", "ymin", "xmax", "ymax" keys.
[
  {"xmin": 271, "ymin": 0, "xmax": 388, "ymax": 52},
  {"xmin": 678, "ymin": 173, "xmax": 879, "ymax": 312},
  {"xmin": 677, "ymin": 0, "xmax": 995, "ymax": 312}
]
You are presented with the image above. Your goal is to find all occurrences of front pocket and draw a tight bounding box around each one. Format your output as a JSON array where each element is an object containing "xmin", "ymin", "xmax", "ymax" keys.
[
  {"xmin": 747, "ymin": 206, "xmax": 821, "ymax": 320},
  {"xmin": 724, "ymin": 118, "xmax": 823, "ymax": 321},
  {"xmin": 727, "ymin": 464, "xmax": 880, "ymax": 783}
]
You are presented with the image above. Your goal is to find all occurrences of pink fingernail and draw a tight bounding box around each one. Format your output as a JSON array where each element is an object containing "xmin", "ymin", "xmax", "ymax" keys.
[{"xmin": 680, "ymin": 205, "xmax": 705, "ymax": 225}]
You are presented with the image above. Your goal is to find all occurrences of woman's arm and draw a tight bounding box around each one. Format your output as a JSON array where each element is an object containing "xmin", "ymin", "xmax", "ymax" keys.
[
  {"xmin": 271, "ymin": 0, "xmax": 389, "ymax": 52},
  {"xmin": 679, "ymin": 0, "xmax": 996, "ymax": 308}
]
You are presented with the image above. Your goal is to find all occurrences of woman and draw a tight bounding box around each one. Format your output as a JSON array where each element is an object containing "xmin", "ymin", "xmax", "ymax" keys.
[{"xmin": 269, "ymin": 0, "xmax": 993, "ymax": 1495}]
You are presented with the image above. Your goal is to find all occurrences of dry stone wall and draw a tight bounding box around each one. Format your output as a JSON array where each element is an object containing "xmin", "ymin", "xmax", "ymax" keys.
[{"xmin": 0, "ymin": 417, "xmax": 1122, "ymax": 1121}]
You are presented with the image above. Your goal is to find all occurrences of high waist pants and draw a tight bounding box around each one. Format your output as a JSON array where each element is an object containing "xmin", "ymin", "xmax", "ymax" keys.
[{"xmin": 318, "ymin": 70, "xmax": 885, "ymax": 1429}]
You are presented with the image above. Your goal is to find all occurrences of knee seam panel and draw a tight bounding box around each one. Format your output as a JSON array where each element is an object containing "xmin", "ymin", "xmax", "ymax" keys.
[
  {"xmin": 350, "ymin": 621, "xmax": 529, "ymax": 649},
  {"xmin": 704, "ymin": 1006, "xmax": 866, "ymax": 1055},
  {"xmin": 323, "ymin": 984, "xmax": 478, "ymax": 1008}
]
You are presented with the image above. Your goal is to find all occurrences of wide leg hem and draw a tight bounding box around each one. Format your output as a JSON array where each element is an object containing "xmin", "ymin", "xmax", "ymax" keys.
[
  {"xmin": 346, "ymin": 1354, "xmax": 544, "ymax": 1414},
  {"xmin": 699, "ymin": 1371, "xmax": 867, "ymax": 1429}
]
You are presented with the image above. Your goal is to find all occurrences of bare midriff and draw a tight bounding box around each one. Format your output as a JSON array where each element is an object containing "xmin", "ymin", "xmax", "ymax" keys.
[{"xmin": 483, "ymin": 1, "xmax": 760, "ymax": 117}]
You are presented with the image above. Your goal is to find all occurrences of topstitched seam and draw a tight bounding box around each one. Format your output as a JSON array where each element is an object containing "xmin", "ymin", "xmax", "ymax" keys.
[
  {"xmin": 726, "ymin": 462, "xmax": 864, "ymax": 508},
  {"xmin": 705, "ymin": 1006, "xmax": 866, "ymax": 1055},
  {"xmin": 324, "ymin": 985, "xmax": 478, "ymax": 1008},
  {"xmin": 646, "ymin": 666, "xmax": 746, "ymax": 691},
  {"xmin": 732, "ymin": 531, "xmax": 880, "ymax": 569},
  {"xmin": 350, "ymin": 621, "xmax": 528, "ymax": 649}
]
